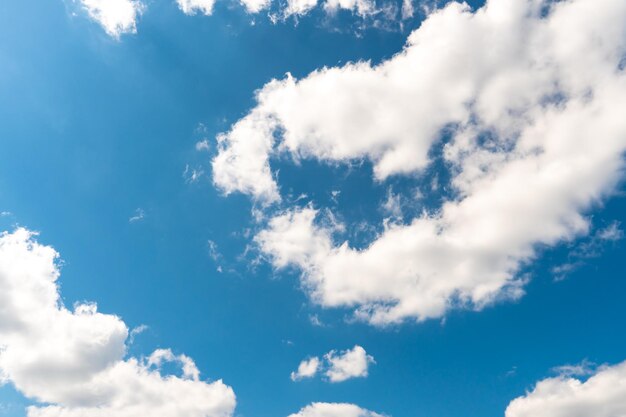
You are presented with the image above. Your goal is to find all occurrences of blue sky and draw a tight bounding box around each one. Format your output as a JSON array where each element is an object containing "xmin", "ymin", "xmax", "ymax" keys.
[{"xmin": 1, "ymin": 0, "xmax": 626, "ymax": 417}]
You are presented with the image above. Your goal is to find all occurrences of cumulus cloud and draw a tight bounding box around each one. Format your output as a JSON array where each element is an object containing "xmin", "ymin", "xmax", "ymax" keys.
[
  {"xmin": 0, "ymin": 229, "xmax": 236, "ymax": 417},
  {"xmin": 290, "ymin": 345, "xmax": 374, "ymax": 382},
  {"xmin": 506, "ymin": 360, "xmax": 626, "ymax": 417},
  {"xmin": 79, "ymin": 0, "xmax": 144, "ymax": 38},
  {"xmin": 324, "ymin": 345, "xmax": 374, "ymax": 382},
  {"xmin": 287, "ymin": 402, "xmax": 383, "ymax": 417},
  {"xmin": 240, "ymin": 0, "xmax": 272, "ymax": 13},
  {"xmin": 323, "ymin": 0, "xmax": 376, "ymax": 17},
  {"xmin": 291, "ymin": 357, "xmax": 321, "ymax": 381},
  {"xmin": 284, "ymin": 0, "xmax": 319, "ymax": 17},
  {"xmin": 217, "ymin": 0, "xmax": 626, "ymax": 324},
  {"xmin": 177, "ymin": 0, "xmax": 216, "ymax": 15}
]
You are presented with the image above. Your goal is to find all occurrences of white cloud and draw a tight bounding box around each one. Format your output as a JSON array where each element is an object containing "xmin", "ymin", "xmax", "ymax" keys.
[
  {"xmin": 129, "ymin": 208, "xmax": 145, "ymax": 223},
  {"xmin": 324, "ymin": 345, "xmax": 374, "ymax": 382},
  {"xmin": 79, "ymin": 0, "xmax": 145, "ymax": 38},
  {"xmin": 323, "ymin": 0, "xmax": 376, "ymax": 17},
  {"xmin": 284, "ymin": 0, "xmax": 319, "ymax": 17},
  {"xmin": 240, "ymin": 0, "xmax": 272, "ymax": 13},
  {"xmin": 290, "ymin": 357, "xmax": 321, "ymax": 381},
  {"xmin": 196, "ymin": 139, "xmax": 211, "ymax": 152},
  {"xmin": 184, "ymin": 164, "xmax": 205, "ymax": 184},
  {"xmin": 177, "ymin": 0, "xmax": 215, "ymax": 16},
  {"xmin": 0, "ymin": 229, "xmax": 236, "ymax": 417},
  {"xmin": 290, "ymin": 345, "xmax": 374, "ymax": 382},
  {"xmin": 287, "ymin": 402, "xmax": 383, "ymax": 417},
  {"xmin": 218, "ymin": 0, "xmax": 626, "ymax": 325},
  {"xmin": 551, "ymin": 359, "xmax": 597, "ymax": 378},
  {"xmin": 506, "ymin": 360, "xmax": 626, "ymax": 417},
  {"xmin": 597, "ymin": 221, "xmax": 624, "ymax": 242},
  {"xmin": 552, "ymin": 221, "xmax": 624, "ymax": 280},
  {"xmin": 381, "ymin": 188, "xmax": 402, "ymax": 220}
]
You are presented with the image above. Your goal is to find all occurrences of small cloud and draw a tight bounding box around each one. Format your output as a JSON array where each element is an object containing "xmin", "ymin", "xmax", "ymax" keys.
[
  {"xmin": 324, "ymin": 345, "xmax": 375, "ymax": 383},
  {"xmin": 129, "ymin": 208, "xmax": 145, "ymax": 223},
  {"xmin": 552, "ymin": 359, "xmax": 597, "ymax": 378},
  {"xmin": 129, "ymin": 324, "xmax": 149, "ymax": 344},
  {"xmin": 207, "ymin": 240, "xmax": 221, "ymax": 262},
  {"xmin": 291, "ymin": 345, "xmax": 374, "ymax": 383},
  {"xmin": 0, "ymin": 211, "xmax": 11, "ymax": 217},
  {"xmin": 290, "ymin": 357, "xmax": 321, "ymax": 381},
  {"xmin": 309, "ymin": 314, "xmax": 324, "ymax": 327},
  {"xmin": 183, "ymin": 164, "xmax": 205, "ymax": 184},
  {"xmin": 382, "ymin": 187, "xmax": 402, "ymax": 219},
  {"xmin": 176, "ymin": 0, "xmax": 215, "ymax": 16},
  {"xmin": 195, "ymin": 139, "xmax": 211, "ymax": 152},
  {"xmin": 505, "ymin": 366, "xmax": 518, "ymax": 378},
  {"xmin": 552, "ymin": 221, "xmax": 623, "ymax": 281},
  {"xmin": 597, "ymin": 221, "xmax": 624, "ymax": 241}
]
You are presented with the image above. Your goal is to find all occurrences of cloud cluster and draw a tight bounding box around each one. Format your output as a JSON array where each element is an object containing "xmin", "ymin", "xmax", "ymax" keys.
[
  {"xmin": 0, "ymin": 229, "xmax": 236, "ymax": 417},
  {"xmin": 216, "ymin": 0, "xmax": 626, "ymax": 325},
  {"xmin": 78, "ymin": 0, "xmax": 406, "ymax": 38},
  {"xmin": 78, "ymin": 0, "xmax": 145, "ymax": 38},
  {"xmin": 288, "ymin": 402, "xmax": 383, "ymax": 417},
  {"xmin": 291, "ymin": 345, "xmax": 374, "ymax": 382},
  {"xmin": 177, "ymin": 0, "xmax": 216, "ymax": 15},
  {"xmin": 506, "ymin": 361, "xmax": 626, "ymax": 417}
]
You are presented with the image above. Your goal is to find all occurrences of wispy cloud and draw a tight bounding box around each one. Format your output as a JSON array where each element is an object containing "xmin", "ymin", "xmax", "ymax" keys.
[{"xmin": 129, "ymin": 208, "xmax": 145, "ymax": 223}]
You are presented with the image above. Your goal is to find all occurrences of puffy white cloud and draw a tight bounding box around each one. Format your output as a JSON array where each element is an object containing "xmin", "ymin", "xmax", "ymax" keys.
[
  {"xmin": 218, "ymin": 0, "xmax": 626, "ymax": 324},
  {"xmin": 240, "ymin": 0, "xmax": 272, "ymax": 13},
  {"xmin": 177, "ymin": 0, "xmax": 216, "ymax": 16},
  {"xmin": 324, "ymin": 345, "xmax": 374, "ymax": 382},
  {"xmin": 290, "ymin": 345, "xmax": 374, "ymax": 382},
  {"xmin": 288, "ymin": 402, "xmax": 383, "ymax": 417},
  {"xmin": 79, "ymin": 0, "xmax": 145, "ymax": 38},
  {"xmin": 291, "ymin": 357, "xmax": 321, "ymax": 381},
  {"xmin": 323, "ymin": 0, "xmax": 376, "ymax": 17},
  {"xmin": 506, "ymin": 361, "xmax": 626, "ymax": 417},
  {"xmin": 284, "ymin": 0, "xmax": 319, "ymax": 17},
  {"xmin": 0, "ymin": 229, "xmax": 236, "ymax": 417}
]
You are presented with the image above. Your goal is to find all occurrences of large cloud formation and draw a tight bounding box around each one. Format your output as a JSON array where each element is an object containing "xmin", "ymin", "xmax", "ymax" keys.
[
  {"xmin": 0, "ymin": 229, "xmax": 236, "ymax": 417},
  {"xmin": 214, "ymin": 0, "xmax": 626, "ymax": 325},
  {"xmin": 506, "ymin": 361, "xmax": 626, "ymax": 417}
]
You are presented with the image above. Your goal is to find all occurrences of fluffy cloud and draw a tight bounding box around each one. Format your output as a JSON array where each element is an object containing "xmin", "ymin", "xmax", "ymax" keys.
[
  {"xmin": 284, "ymin": 0, "xmax": 319, "ymax": 17},
  {"xmin": 177, "ymin": 0, "xmax": 216, "ymax": 15},
  {"xmin": 324, "ymin": 345, "xmax": 374, "ymax": 382},
  {"xmin": 288, "ymin": 402, "xmax": 383, "ymax": 417},
  {"xmin": 291, "ymin": 357, "xmax": 321, "ymax": 381},
  {"xmin": 0, "ymin": 229, "xmax": 236, "ymax": 417},
  {"xmin": 290, "ymin": 345, "xmax": 374, "ymax": 382},
  {"xmin": 240, "ymin": 0, "xmax": 272, "ymax": 13},
  {"xmin": 217, "ymin": 0, "xmax": 626, "ymax": 324},
  {"xmin": 323, "ymin": 0, "xmax": 376, "ymax": 17},
  {"xmin": 79, "ymin": 0, "xmax": 145, "ymax": 38},
  {"xmin": 506, "ymin": 361, "xmax": 626, "ymax": 417}
]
